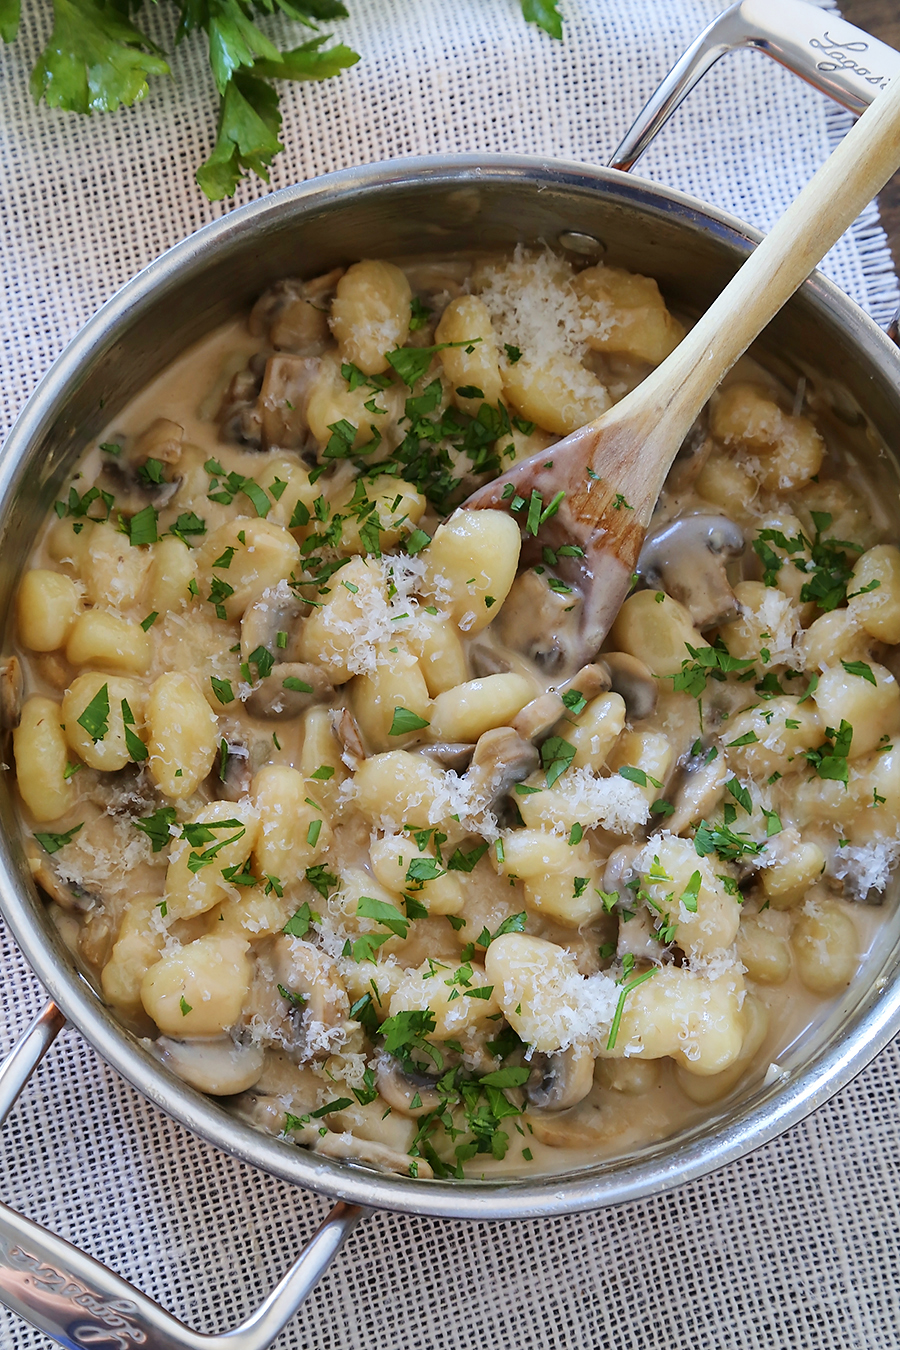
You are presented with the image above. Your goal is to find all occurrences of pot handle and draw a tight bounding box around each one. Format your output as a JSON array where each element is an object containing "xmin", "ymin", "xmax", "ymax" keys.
[
  {"xmin": 0, "ymin": 1002, "xmax": 367, "ymax": 1350},
  {"xmin": 609, "ymin": 0, "xmax": 900, "ymax": 172}
]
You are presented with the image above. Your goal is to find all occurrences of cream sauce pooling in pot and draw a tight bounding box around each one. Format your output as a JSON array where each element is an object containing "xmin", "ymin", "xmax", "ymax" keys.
[{"xmin": 9, "ymin": 248, "xmax": 900, "ymax": 1180}]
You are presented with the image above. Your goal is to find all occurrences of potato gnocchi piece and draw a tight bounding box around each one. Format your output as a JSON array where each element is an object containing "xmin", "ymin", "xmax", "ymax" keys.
[{"xmin": 711, "ymin": 384, "xmax": 824, "ymax": 491}]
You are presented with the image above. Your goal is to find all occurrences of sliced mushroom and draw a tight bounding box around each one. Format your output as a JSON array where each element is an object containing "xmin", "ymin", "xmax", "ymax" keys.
[
  {"xmin": 637, "ymin": 513, "xmax": 745, "ymax": 630},
  {"xmin": 209, "ymin": 740, "xmax": 253, "ymax": 802},
  {"xmin": 235, "ymin": 1094, "xmax": 317, "ymax": 1139},
  {"xmin": 511, "ymin": 692, "xmax": 564, "ymax": 742},
  {"xmin": 600, "ymin": 652, "xmax": 658, "ymax": 722},
  {"xmin": 156, "ymin": 1035, "xmax": 264, "ymax": 1095},
  {"xmin": 257, "ymin": 354, "xmax": 322, "ymax": 450},
  {"xmin": 132, "ymin": 417, "xmax": 184, "ymax": 465},
  {"xmin": 418, "ymin": 741, "xmax": 474, "ymax": 772},
  {"xmin": 527, "ymin": 1096, "xmax": 609, "ymax": 1149},
  {"xmin": 595, "ymin": 1057, "xmax": 661, "ymax": 1095},
  {"xmin": 616, "ymin": 909, "xmax": 661, "ymax": 960},
  {"xmin": 375, "ymin": 1056, "xmax": 443, "ymax": 1117},
  {"xmin": 32, "ymin": 651, "xmax": 75, "ymax": 693},
  {"xmin": 526, "ymin": 1045, "xmax": 595, "ymax": 1111},
  {"xmin": 249, "ymin": 270, "xmax": 343, "ymax": 353},
  {"xmin": 217, "ymin": 352, "xmax": 268, "ymax": 447},
  {"xmin": 331, "ymin": 707, "xmax": 366, "ymax": 770},
  {"xmin": 602, "ymin": 844, "xmax": 641, "ymax": 903},
  {"xmin": 241, "ymin": 585, "xmax": 307, "ymax": 664},
  {"xmin": 558, "ymin": 662, "xmax": 611, "ymax": 703},
  {"xmin": 98, "ymin": 451, "xmax": 182, "ymax": 515},
  {"xmin": 0, "ymin": 655, "xmax": 22, "ymax": 730},
  {"xmin": 244, "ymin": 663, "xmax": 333, "ymax": 720},
  {"xmin": 666, "ymin": 751, "xmax": 727, "ymax": 835},
  {"xmin": 314, "ymin": 1129, "xmax": 433, "ymax": 1178},
  {"xmin": 463, "ymin": 727, "xmax": 539, "ymax": 814},
  {"xmin": 271, "ymin": 936, "xmax": 350, "ymax": 1036},
  {"xmin": 495, "ymin": 569, "xmax": 584, "ymax": 673},
  {"xmin": 26, "ymin": 839, "xmax": 94, "ymax": 912}
]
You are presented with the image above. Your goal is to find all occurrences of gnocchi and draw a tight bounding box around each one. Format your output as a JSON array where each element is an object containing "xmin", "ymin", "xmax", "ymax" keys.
[{"xmin": 11, "ymin": 244, "xmax": 894, "ymax": 1183}]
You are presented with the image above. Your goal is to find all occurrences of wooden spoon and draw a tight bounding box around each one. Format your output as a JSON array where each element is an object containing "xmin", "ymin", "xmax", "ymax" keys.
[{"xmin": 463, "ymin": 72, "xmax": 900, "ymax": 670}]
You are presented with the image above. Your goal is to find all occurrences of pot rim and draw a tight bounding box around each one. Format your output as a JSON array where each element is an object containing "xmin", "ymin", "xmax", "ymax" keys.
[{"xmin": 5, "ymin": 152, "xmax": 900, "ymax": 1221}]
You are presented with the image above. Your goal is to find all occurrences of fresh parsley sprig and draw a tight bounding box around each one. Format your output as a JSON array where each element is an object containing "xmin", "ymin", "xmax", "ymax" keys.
[{"xmin": 4, "ymin": 0, "xmax": 564, "ymax": 201}]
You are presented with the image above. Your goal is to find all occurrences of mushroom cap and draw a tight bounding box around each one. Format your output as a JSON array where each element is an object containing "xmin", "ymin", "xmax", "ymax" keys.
[
  {"xmin": 464, "ymin": 727, "xmax": 539, "ymax": 813},
  {"xmin": 156, "ymin": 1036, "xmax": 264, "ymax": 1096},
  {"xmin": 600, "ymin": 651, "xmax": 658, "ymax": 722},
  {"xmin": 244, "ymin": 663, "xmax": 333, "ymax": 720},
  {"xmin": 526, "ymin": 1045, "xmax": 595, "ymax": 1112},
  {"xmin": 637, "ymin": 512, "xmax": 744, "ymax": 630},
  {"xmin": 375, "ymin": 1055, "xmax": 443, "ymax": 1117}
]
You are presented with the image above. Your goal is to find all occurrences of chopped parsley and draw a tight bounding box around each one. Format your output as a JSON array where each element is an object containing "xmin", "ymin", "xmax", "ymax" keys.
[
  {"xmin": 76, "ymin": 683, "xmax": 110, "ymax": 742},
  {"xmin": 389, "ymin": 706, "xmax": 430, "ymax": 736},
  {"xmin": 34, "ymin": 823, "xmax": 83, "ymax": 854}
]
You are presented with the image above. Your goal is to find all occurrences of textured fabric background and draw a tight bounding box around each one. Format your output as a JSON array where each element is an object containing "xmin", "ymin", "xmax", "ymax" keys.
[{"xmin": 3, "ymin": 0, "xmax": 900, "ymax": 1345}]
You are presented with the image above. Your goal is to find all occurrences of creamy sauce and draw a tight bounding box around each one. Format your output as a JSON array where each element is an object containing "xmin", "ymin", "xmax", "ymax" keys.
[{"xmin": 10, "ymin": 248, "xmax": 900, "ymax": 1181}]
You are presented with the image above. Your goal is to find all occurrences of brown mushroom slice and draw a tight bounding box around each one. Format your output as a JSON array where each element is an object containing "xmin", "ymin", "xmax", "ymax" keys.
[
  {"xmin": 156, "ymin": 1036, "xmax": 264, "ymax": 1095},
  {"xmin": 257, "ymin": 354, "xmax": 322, "ymax": 450},
  {"xmin": 418, "ymin": 742, "xmax": 474, "ymax": 772},
  {"xmin": 494, "ymin": 568, "xmax": 584, "ymax": 673},
  {"xmin": 240, "ymin": 587, "xmax": 307, "ymax": 664},
  {"xmin": 469, "ymin": 645, "xmax": 510, "ymax": 677},
  {"xmin": 375, "ymin": 1057, "xmax": 443, "ymax": 1117},
  {"xmin": 132, "ymin": 417, "xmax": 184, "ymax": 465},
  {"xmin": 249, "ymin": 271, "xmax": 343, "ymax": 352},
  {"xmin": 666, "ymin": 751, "xmax": 727, "ymax": 835},
  {"xmin": 463, "ymin": 727, "xmax": 539, "ymax": 814},
  {"xmin": 511, "ymin": 692, "xmax": 564, "ymax": 742},
  {"xmin": 0, "ymin": 655, "xmax": 22, "ymax": 730},
  {"xmin": 526, "ymin": 1045, "xmax": 595, "ymax": 1111},
  {"xmin": 637, "ymin": 514, "xmax": 745, "ymax": 630},
  {"xmin": 271, "ymin": 936, "xmax": 350, "ymax": 1037},
  {"xmin": 602, "ymin": 844, "xmax": 641, "ymax": 903},
  {"xmin": 601, "ymin": 652, "xmax": 658, "ymax": 722},
  {"xmin": 595, "ymin": 1057, "xmax": 661, "ymax": 1095},
  {"xmin": 235, "ymin": 1093, "xmax": 317, "ymax": 1139},
  {"xmin": 616, "ymin": 909, "xmax": 661, "ymax": 960},
  {"xmin": 244, "ymin": 663, "xmax": 333, "ymax": 720},
  {"xmin": 26, "ymin": 838, "xmax": 94, "ymax": 912},
  {"xmin": 218, "ymin": 357, "xmax": 266, "ymax": 448},
  {"xmin": 209, "ymin": 740, "xmax": 253, "ymax": 802},
  {"xmin": 98, "ymin": 449, "xmax": 183, "ymax": 515},
  {"xmin": 331, "ymin": 707, "xmax": 366, "ymax": 770},
  {"xmin": 314, "ymin": 1130, "xmax": 433, "ymax": 1178},
  {"xmin": 528, "ymin": 1095, "xmax": 609, "ymax": 1149},
  {"xmin": 558, "ymin": 662, "xmax": 611, "ymax": 703}
]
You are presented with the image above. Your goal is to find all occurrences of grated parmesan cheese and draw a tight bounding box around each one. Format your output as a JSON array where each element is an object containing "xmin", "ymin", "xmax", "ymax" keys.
[
  {"xmin": 476, "ymin": 247, "xmax": 610, "ymax": 359},
  {"xmin": 833, "ymin": 835, "xmax": 900, "ymax": 899}
]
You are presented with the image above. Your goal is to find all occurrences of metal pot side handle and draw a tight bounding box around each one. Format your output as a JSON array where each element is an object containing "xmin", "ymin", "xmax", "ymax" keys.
[
  {"xmin": 0, "ymin": 1002, "xmax": 367, "ymax": 1350},
  {"xmin": 609, "ymin": 0, "xmax": 900, "ymax": 173}
]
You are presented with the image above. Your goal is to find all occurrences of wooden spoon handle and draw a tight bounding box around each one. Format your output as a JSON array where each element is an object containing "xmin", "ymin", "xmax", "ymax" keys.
[{"xmin": 624, "ymin": 69, "xmax": 900, "ymax": 450}]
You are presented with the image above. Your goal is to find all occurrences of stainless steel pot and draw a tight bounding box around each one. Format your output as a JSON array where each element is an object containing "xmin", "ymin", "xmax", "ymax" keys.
[{"xmin": 2, "ymin": 3, "xmax": 900, "ymax": 1346}]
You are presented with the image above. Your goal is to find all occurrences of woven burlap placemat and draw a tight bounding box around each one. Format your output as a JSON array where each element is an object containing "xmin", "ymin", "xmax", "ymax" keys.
[{"xmin": 2, "ymin": 1, "xmax": 900, "ymax": 1345}]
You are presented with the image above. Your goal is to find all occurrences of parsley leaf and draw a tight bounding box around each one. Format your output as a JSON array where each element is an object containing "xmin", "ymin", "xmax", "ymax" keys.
[
  {"xmin": 841, "ymin": 659, "xmax": 876, "ymax": 685},
  {"xmin": 283, "ymin": 902, "xmax": 313, "ymax": 938},
  {"xmin": 386, "ymin": 339, "xmax": 480, "ymax": 387},
  {"xmin": 28, "ymin": 0, "xmax": 170, "ymax": 116},
  {"xmin": 389, "ymin": 706, "xmax": 430, "ymax": 736},
  {"xmin": 694, "ymin": 819, "xmax": 765, "ymax": 863},
  {"xmin": 76, "ymin": 682, "xmax": 109, "ymax": 742},
  {"xmin": 34, "ymin": 823, "xmax": 83, "ymax": 854},
  {"xmin": 540, "ymin": 735, "xmax": 575, "ymax": 788},
  {"xmin": 521, "ymin": 0, "xmax": 563, "ymax": 39},
  {"xmin": 133, "ymin": 806, "xmax": 177, "ymax": 853}
]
